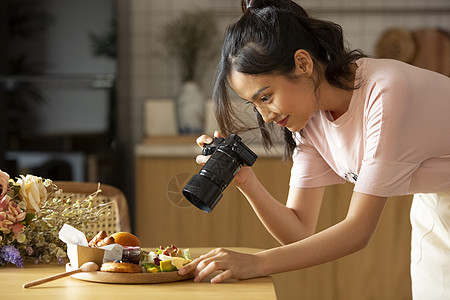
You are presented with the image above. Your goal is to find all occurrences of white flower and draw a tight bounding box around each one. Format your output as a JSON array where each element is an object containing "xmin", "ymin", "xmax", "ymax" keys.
[
  {"xmin": 0, "ymin": 170, "xmax": 9, "ymax": 199},
  {"xmin": 16, "ymin": 175, "xmax": 48, "ymax": 213}
]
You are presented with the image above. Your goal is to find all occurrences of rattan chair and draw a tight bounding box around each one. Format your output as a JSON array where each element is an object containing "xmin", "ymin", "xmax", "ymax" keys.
[{"xmin": 53, "ymin": 181, "xmax": 131, "ymax": 235}]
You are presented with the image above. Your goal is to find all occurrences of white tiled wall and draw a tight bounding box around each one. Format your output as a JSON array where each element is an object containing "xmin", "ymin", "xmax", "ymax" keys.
[{"xmin": 118, "ymin": 0, "xmax": 450, "ymax": 143}]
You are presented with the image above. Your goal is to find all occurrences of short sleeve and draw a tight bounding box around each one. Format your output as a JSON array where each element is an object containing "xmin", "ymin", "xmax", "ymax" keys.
[
  {"xmin": 353, "ymin": 73, "xmax": 421, "ymax": 196},
  {"xmin": 290, "ymin": 138, "xmax": 345, "ymax": 188},
  {"xmin": 291, "ymin": 58, "xmax": 450, "ymax": 196},
  {"xmin": 355, "ymin": 160, "xmax": 418, "ymax": 196}
]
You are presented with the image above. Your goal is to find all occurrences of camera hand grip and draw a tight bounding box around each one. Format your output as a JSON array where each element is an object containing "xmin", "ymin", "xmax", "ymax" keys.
[{"xmin": 201, "ymin": 137, "xmax": 224, "ymax": 156}]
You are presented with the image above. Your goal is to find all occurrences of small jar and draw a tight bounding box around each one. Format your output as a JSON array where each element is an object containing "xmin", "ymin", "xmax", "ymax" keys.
[{"xmin": 122, "ymin": 246, "xmax": 141, "ymax": 265}]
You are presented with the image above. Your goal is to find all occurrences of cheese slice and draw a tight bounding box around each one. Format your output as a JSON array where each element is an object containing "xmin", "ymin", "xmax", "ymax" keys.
[{"xmin": 171, "ymin": 257, "xmax": 191, "ymax": 270}]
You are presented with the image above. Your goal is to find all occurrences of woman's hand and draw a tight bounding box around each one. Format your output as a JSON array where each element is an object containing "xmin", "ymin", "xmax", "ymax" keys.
[
  {"xmin": 195, "ymin": 131, "xmax": 254, "ymax": 188},
  {"xmin": 178, "ymin": 248, "xmax": 263, "ymax": 283}
]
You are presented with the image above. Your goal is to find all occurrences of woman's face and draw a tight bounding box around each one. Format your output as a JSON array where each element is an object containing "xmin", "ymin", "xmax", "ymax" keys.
[{"xmin": 228, "ymin": 69, "xmax": 317, "ymax": 133}]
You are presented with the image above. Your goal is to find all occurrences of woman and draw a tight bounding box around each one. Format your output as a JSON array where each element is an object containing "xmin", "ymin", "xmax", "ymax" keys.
[{"xmin": 178, "ymin": 1, "xmax": 450, "ymax": 298}]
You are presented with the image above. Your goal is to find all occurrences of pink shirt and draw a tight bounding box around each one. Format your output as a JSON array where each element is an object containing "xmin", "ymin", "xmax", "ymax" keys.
[{"xmin": 290, "ymin": 58, "xmax": 450, "ymax": 197}]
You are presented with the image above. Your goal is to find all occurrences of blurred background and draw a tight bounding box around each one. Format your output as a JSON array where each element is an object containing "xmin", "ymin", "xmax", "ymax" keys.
[
  {"xmin": 1, "ymin": 0, "xmax": 448, "ymax": 228},
  {"xmin": 1, "ymin": 1, "xmax": 449, "ymax": 299},
  {"xmin": 1, "ymin": 0, "xmax": 116, "ymax": 182}
]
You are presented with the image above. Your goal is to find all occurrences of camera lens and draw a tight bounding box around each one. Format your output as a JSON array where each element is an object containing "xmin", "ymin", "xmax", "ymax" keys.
[
  {"xmin": 182, "ymin": 175, "xmax": 222, "ymax": 213},
  {"xmin": 183, "ymin": 149, "xmax": 241, "ymax": 212},
  {"xmin": 182, "ymin": 134, "xmax": 257, "ymax": 212}
]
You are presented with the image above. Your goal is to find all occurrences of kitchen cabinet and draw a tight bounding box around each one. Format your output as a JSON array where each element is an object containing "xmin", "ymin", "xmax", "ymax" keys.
[{"xmin": 135, "ymin": 138, "xmax": 412, "ymax": 300}]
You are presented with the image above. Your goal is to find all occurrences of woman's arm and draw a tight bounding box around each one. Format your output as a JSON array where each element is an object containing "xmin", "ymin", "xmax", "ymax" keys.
[
  {"xmin": 256, "ymin": 192, "xmax": 387, "ymax": 275},
  {"xmin": 238, "ymin": 169, "xmax": 325, "ymax": 244},
  {"xmin": 195, "ymin": 132, "xmax": 324, "ymax": 245},
  {"xmin": 179, "ymin": 191, "xmax": 387, "ymax": 283}
]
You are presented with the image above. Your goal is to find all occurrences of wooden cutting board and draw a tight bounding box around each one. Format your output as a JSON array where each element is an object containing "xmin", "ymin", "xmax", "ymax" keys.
[{"xmin": 66, "ymin": 263, "xmax": 194, "ymax": 284}]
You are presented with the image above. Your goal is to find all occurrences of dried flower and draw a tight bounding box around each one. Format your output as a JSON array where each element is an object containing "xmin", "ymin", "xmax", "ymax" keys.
[
  {"xmin": 162, "ymin": 9, "xmax": 218, "ymax": 82},
  {"xmin": 0, "ymin": 170, "xmax": 9, "ymax": 199},
  {"xmin": 0, "ymin": 245, "xmax": 23, "ymax": 267},
  {"xmin": 15, "ymin": 175, "xmax": 48, "ymax": 213},
  {"xmin": 0, "ymin": 195, "xmax": 26, "ymax": 233},
  {"xmin": 0, "ymin": 171, "xmax": 112, "ymax": 267}
]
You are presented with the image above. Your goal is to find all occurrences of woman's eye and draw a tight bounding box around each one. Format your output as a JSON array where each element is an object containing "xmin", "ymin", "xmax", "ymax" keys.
[{"xmin": 260, "ymin": 95, "xmax": 271, "ymax": 102}]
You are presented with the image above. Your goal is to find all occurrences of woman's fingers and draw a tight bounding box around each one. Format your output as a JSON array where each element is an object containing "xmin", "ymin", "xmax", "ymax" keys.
[
  {"xmin": 179, "ymin": 248, "xmax": 259, "ymax": 284},
  {"xmin": 178, "ymin": 257, "xmax": 200, "ymax": 276},
  {"xmin": 211, "ymin": 269, "xmax": 232, "ymax": 284},
  {"xmin": 192, "ymin": 250, "xmax": 228, "ymax": 283},
  {"xmin": 196, "ymin": 134, "xmax": 213, "ymax": 148},
  {"xmin": 195, "ymin": 155, "xmax": 209, "ymax": 165},
  {"xmin": 195, "ymin": 135, "xmax": 213, "ymax": 166},
  {"xmin": 195, "ymin": 258, "xmax": 232, "ymax": 283},
  {"xmin": 178, "ymin": 250, "xmax": 218, "ymax": 276},
  {"xmin": 195, "ymin": 132, "xmax": 225, "ymax": 165},
  {"xmin": 213, "ymin": 130, "xmax": 224, "ymax": 138},
  {"xmin": 178, "ymin": 249, "xmax": 223, "ymax": 282},
  {"xmin": 196, "ymin": 131, "xmax": 225, "ymax": 149}
]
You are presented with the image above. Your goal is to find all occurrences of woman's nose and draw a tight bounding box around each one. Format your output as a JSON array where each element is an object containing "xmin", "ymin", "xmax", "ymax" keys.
[{"xmin": 258, "ymin": 106, "xmax": 276, "ymax": 123}]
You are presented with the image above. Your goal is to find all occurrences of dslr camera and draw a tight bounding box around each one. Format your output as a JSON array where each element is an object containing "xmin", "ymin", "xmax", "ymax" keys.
[{"xmin": 182, "ymin": 134, "xmax": 258, "ymax": 212}]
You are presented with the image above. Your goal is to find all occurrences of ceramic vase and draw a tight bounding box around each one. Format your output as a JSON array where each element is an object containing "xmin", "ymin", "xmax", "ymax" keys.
[{"xmin": 175, "ymin": 81, "xmax": 205, "ymax": 134}]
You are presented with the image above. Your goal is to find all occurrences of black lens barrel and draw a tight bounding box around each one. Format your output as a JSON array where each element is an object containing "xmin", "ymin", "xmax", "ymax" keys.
[
  {"xmin": 182, "ymin": 134, "xmax": 258, "ymax": 213},
  {"xmin": 182, "ymin": 175, "xmax": 222, "ymax": 213}
]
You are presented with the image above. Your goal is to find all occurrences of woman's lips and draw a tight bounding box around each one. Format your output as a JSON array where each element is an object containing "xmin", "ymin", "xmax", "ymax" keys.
[{"xmin": 276, "ymin": 116, "xmax": 289, "ymax": 127}]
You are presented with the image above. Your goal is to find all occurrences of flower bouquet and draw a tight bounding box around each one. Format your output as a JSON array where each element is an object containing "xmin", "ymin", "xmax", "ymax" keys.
[{"xmin": 0, "ymin": 170, "xmax": 111, "ymax": 267}]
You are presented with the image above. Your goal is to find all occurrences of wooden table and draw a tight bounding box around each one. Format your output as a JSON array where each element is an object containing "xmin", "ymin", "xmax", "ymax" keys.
[{"xmin": 2, "ymin": 247, "xmax": 276, "ymax": 300}]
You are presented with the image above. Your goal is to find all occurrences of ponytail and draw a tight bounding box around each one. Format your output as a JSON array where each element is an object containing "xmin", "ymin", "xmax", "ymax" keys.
[
  {"xmin": 214, "ymin": 0, "xmax": 365, "ymax": 159},
  {"xmin": 241, "ymin": 0, "xmax": 308, "ymax": 17}
]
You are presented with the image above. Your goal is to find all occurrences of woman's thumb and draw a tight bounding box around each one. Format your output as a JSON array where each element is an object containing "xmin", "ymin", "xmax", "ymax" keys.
[{"xmin": 214, "ymin": 130, "xmax": 224, "ymax": 138}]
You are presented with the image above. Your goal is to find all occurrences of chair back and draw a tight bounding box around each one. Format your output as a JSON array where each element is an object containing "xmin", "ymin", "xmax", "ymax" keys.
[{"xmin": 53, "ymin": 181, "xmax": 131, "ymax": 235}]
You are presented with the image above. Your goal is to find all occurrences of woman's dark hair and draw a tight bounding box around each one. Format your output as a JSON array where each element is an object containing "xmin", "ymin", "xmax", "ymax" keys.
[{"xmin": 212, "ymin": 0, "xmax": 365, "ymax": 159}]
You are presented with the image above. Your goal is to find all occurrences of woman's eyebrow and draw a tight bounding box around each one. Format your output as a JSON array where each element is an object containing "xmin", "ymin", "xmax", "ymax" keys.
[{"xmin": 251, "ymin": 86, "xmax": 270, "ymax": 100}]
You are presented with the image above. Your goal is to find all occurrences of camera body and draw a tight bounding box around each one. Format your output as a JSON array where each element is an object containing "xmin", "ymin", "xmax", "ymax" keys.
[{"xmin": 182, "ymin": 134, "xmax": 258, "ymax": 212}]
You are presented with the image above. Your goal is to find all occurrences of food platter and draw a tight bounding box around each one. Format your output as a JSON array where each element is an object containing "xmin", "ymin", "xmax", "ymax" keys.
[{"xmin": 66, "ymin": 263, "xmax": 194, "ymax": 284}]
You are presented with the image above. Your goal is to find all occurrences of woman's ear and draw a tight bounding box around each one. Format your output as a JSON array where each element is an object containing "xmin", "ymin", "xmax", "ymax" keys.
[{"xmin": 294, "ymin": 50, "xmax": 314, "ymax": 77}]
